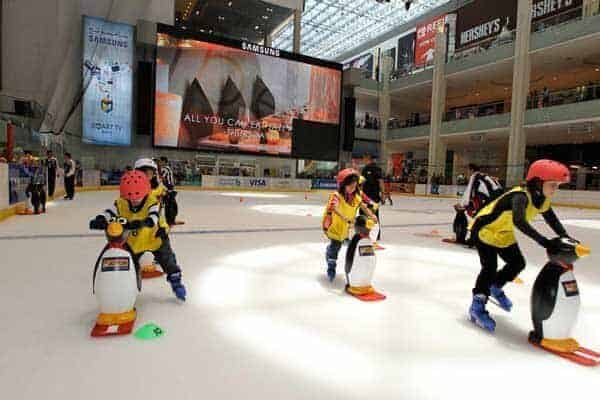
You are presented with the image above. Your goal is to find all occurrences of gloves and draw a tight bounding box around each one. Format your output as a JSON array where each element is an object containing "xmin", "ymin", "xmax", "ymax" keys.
[{"xmin": 89, "ymin": 215, "xmax": 108, "ymax": 230}]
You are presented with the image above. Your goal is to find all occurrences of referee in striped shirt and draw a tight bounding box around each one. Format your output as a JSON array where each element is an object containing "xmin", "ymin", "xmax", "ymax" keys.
[{"xmin": 159, "ymin": 157, "xmax": 178, "ymax": 225}]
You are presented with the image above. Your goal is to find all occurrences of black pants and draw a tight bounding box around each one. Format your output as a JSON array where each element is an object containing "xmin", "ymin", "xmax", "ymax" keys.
[
  {"xmin": 134, "ymin": 238, "xmax": 181, "ymax": 276},
  {"xmin": 473, "ymin": 240, "xmax": 526, "ymax": 296},
  {"xmin": 47, "ymin": 171, "xmax": 56, "ymax": 197},
  {"xmin": 65, "ymin": 176, "xmax": 75, "ymax": 199},
  {"xmin": 31, "ymin": 189, "xmax": 46, "ymax": 213},
  {"xmin": 164, "ymin": 191, "xmax": 178, "ymax": 225}
]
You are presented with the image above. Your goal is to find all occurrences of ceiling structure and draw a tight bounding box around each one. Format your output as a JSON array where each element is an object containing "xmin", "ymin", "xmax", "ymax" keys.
[
  {"xmin": 272, "ymin": 0, "xmax": 451, "ymax": 60},
  {"xmin": 175, "ymin": 0, "xmax": 293, "ymax": 43}
]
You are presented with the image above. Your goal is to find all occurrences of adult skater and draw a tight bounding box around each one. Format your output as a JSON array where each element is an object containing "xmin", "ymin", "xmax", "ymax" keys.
[
  {"xmin": 468, "ymin": 160, "xmax": 574, "ymax": 332},
  {"xmin": 361, "ymin": 154, "xmax": 385, "ymax": 240},
  {"xmin": 322, "ymin": 168, "xmax": 378, "ymax": 282},
  {"xmin": 63, "ymin": 152, "xmax": 76, "ymax": 200},
  {"xmin": 158, "ymin": 156, "xmax": 178, "ymax": 226},
  {"xmin": 90, "ymin": 171, "xmax": 187, "ymax": 300},
  {"xmin": 45, "ymin": 150, "xmax": 58, "ymax": 198}
]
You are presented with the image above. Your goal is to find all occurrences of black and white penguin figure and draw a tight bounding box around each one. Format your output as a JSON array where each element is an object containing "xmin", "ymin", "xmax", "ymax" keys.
[
  {"xmin": 90, "ymin": 216, "xmax": 140, "ymax": 337},
  {"xmin": 529, "ymin": 237, "xmax": 599, "ymax": 365},
  {"xmin": 344, "ymin": 216, "xmax": 386, "ymax": 301}
]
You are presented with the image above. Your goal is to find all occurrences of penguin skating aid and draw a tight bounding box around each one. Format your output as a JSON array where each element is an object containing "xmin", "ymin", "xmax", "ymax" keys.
[
  {"xmin": 529, "ymin": 238, "xmax": 600, "ymax": 366},
  {"xmin": 344, "ymin": 216, "xmax": 386, "ymax": 302},
  {"xmin": 90, "ymin": 217, "xmax": 140, "ymax": 337}
]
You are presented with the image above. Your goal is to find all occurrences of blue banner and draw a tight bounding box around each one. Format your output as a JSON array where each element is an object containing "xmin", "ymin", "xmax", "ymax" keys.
[
  {"xmin": 82, "ymin": 16, "xmax": 134, "ymax": 146},
  {"xmin": 312, "ymin": 179, "xmax": 337, "ymax": 190}
]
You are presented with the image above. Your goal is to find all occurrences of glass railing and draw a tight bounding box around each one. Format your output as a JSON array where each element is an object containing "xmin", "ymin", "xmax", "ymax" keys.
[{"xmin": 527, "ymin": 84, "xmax": 600, "ymax": 109}]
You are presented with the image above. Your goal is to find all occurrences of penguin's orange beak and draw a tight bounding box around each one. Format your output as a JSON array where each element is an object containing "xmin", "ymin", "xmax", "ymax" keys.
[
  {"xmin": 575, "ymin": 245, "xmax": 591, "ymax": 258},
  {"xmin": 107, "ymin": 222, "xmax": 124, "ymax": 238}
]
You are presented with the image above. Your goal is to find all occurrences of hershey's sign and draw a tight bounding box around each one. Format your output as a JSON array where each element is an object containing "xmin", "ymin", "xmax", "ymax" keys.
[
  {"xmin": 532, "ymin": 0, "xmax": 578, "ymax": 19},
  {"xmin": 460, "ymin": 18, "xmax": 504, "ymax": 46}
]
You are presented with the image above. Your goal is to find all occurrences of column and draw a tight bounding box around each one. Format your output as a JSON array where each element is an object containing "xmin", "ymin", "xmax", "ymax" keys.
[
  {"xmin": 264, "ymin": 33, "xmax": 272, "ymax": 47},
  {"xmin": 506, "ymin": 0, "xmax": 533, "ymax": 187},
  {"xmin": 378, "ymin": 56, "xmax": 393, "ymax": 173},
  {"xmin": 427, "ymin": 30, "xmax": 447, "ymax": 184},
  {"xmin": 583, "ymin": 0, "xmax": 600, "ymax": 17},
  {"xmin": 293, "ymin": 9, "xmax": 302, "ymax": 53}
]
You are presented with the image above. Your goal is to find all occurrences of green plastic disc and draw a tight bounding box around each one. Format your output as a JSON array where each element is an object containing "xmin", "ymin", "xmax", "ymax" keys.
[{"xmin": 134, "ymin": 323, "xmax": 165, "ymax": 340}]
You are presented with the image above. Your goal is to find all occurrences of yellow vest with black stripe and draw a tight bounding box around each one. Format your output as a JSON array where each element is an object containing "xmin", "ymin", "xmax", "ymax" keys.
[
  {"xmin": 323, "ymin": 192, "xmax": 362, "ymax": 242},
  {"xmin": 115, "ymin": 195, "xmax": 170, "ymax": 254},
  {"xmin": 473, "ymin": 187, "xmax": 551, "ymax": 248}
]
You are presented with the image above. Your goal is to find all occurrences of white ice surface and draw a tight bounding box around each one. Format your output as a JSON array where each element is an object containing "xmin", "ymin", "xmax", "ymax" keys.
[{"xmin": 1, "ymin": 191, "xmax": 599, "ymax": 400}]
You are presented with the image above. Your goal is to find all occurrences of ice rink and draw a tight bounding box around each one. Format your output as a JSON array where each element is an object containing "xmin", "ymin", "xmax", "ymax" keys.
[{"xmin": 1, "ymin": 190, "xmax": 599, "ymax": 400}]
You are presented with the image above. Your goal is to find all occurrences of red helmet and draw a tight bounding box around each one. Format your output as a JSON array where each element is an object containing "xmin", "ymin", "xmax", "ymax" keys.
[
  {"xmin": 337, "ymin": 168, "xmax": 359, "ymax": 187},
  {"xmin": 526, "ymin": 159, "xmax": 570, "ymax": 183},
  {"xmin": 120, "ymin": 170, "xmax": 151, "ymax": 202}
]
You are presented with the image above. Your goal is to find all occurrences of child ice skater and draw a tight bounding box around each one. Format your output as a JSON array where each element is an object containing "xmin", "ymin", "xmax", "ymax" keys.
[
  {"xmin": 90, "ymin": 171, "xmax": 187, "ymax": 300},
  {"xmin": 322, "ymin": 168, "xmax": 378, "ymax": 281},
  {"xmin": 468, "ymin": 160, "xmax": 574, "ymax": 332}
]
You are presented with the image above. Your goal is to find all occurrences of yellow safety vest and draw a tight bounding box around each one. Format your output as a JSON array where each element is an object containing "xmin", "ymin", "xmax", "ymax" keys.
[
  {"xmin": 473, "ymin": 187, "xmax": 550, "ymax": 248},
  {"xmin": 115, "ymin": 195, "xmax": 169, "ymax": 254},
  {"xmin": 323, "ymin": 192, "xmax": 362, "ymax": 242}
]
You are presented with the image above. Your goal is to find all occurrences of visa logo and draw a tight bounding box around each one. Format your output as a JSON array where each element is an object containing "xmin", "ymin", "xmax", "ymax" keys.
[{"xmin": 249, "ymin": 179, "xmax": 267, "ymax": 187}]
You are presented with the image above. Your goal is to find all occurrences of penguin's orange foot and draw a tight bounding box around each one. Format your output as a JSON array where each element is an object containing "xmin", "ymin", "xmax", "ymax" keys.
[{"xmin": 91, "ymin": 309, "xmax": 136, "ymax": 337}]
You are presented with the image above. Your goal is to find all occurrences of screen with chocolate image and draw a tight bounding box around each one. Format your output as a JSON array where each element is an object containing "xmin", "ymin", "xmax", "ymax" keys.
[{"xmin": 154, "ymin": 26, "xmax": 342, "ymax": 156}]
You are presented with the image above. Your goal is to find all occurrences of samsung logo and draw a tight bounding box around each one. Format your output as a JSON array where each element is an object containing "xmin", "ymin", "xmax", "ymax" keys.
[{"xmin": 241, "ymin": 42, "xmax": 280, "ymax": 57}]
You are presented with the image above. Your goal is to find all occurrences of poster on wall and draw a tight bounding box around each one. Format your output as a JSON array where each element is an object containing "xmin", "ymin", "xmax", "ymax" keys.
[
  {"xmin": 455, "ymin": 0, "xmax": 517, "ymax": 52},
  {"xmin": 415, "ymin": 14, "xmax": 447, "ymax": 67},
  {"xmin": 343, "ymin": 53, "xmax": 375, "ymax": 77},
  {"xmin": 154, "ymin": 25, "xmax": 342, "ymax": 156},
  {"xmin": 82, "ymin": 16, "xmax": 134, "ymax": 146},
  {"xmin": 455, "ymin": 0, "xmax": 582, "ymax": 52},
  {"xmin": 397, "ymin": 32, "xmax": 416, "ymax": 73}
]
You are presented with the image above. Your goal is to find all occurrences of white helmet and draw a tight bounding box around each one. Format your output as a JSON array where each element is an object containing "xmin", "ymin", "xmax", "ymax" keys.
[{"xmin": 134, "ymin": 158, "xmax": 157, "ymax": 171}]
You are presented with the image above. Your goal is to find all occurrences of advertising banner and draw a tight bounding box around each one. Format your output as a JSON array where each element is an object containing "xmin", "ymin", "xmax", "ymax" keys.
[
  {"xmin": 82, "ymin": 16, "xmax": 134, "ymax": 146},
  {"xmin": 202, "ymin": 175, "xmax": 311, "ymax": 190},
  {"xmin": 343, "ymin": 53, "xmax": 374, "ymax": 77},
  {"xmin": 312, "ymin": 179, "xmax": 337, "ymax": 190},
  {"xmin": 397, "ymin": 32, "xmax": 416, "ymax": 73},
  {"xmin": 154, "ymin": 26, "xmax": 342, "ymax": 157},
  {"xmin": 456, "ymin": 0, "xmax": 582, "ymax": 51},
  {"xmin": 415, "ymin": 14, "xmax": 447, "ymax": 67}
]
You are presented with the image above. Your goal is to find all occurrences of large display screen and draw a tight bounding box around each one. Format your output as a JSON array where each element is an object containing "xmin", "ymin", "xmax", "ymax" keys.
[
  {"xmin": 154, "ymin": 25, "xmax": 342, "ymax": 156},
  {"xmin": 82, "ymin": 16, "xmax": 134, "ymax": 146}
]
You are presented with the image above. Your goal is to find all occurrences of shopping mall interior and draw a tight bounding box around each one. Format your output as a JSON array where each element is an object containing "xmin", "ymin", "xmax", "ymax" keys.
[{"xmin": 2, "ymin": 1, "xmax": 600, "ymax": 399}]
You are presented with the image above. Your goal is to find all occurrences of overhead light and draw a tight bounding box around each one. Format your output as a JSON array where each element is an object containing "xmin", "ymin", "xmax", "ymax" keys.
[
  {"xmin": 553, "ymin": 76, "xmax": 558, "ymax": 80},
  {"xmin": 218, "ymin": 16, "xmax": 225, "ymax": 21},
  {"xmin": 262, "ymin": 15, "xmax": 269, "ymax": 20},
  {"xmin": 593, "ymin": 166, "xmax": 599, "ymax": 170},
  {"xmin": 596, "ymin": 68, "xmax": 600, "ymax": 72},
  {"xmin": 200, "ymin": 29, "xmax": 205, "ymax": 32},
  {"xmin": 182, "ymin": 26, "xmax": 187, "ymax": 30},
  {"xmin": 570, "ymin": 164, "xmax": 580, "ymax": 169},
  {"xmin": 196, "ymin": 10, "xmax": 200, "ymax": 15},
  {"xmin": 228, "ymin": 1, "xmax": 232, "ymax": 6},
  {"xmin": 266, "ymin": 7, "xmax": 273, "ymax": 12},
  {"xmin": 255, "ymin": 25, "xmax": 260, "ymax": 30},
  {"xmin": 209, "ymin": 29, "xmax": 213, "ymax": 34}
]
